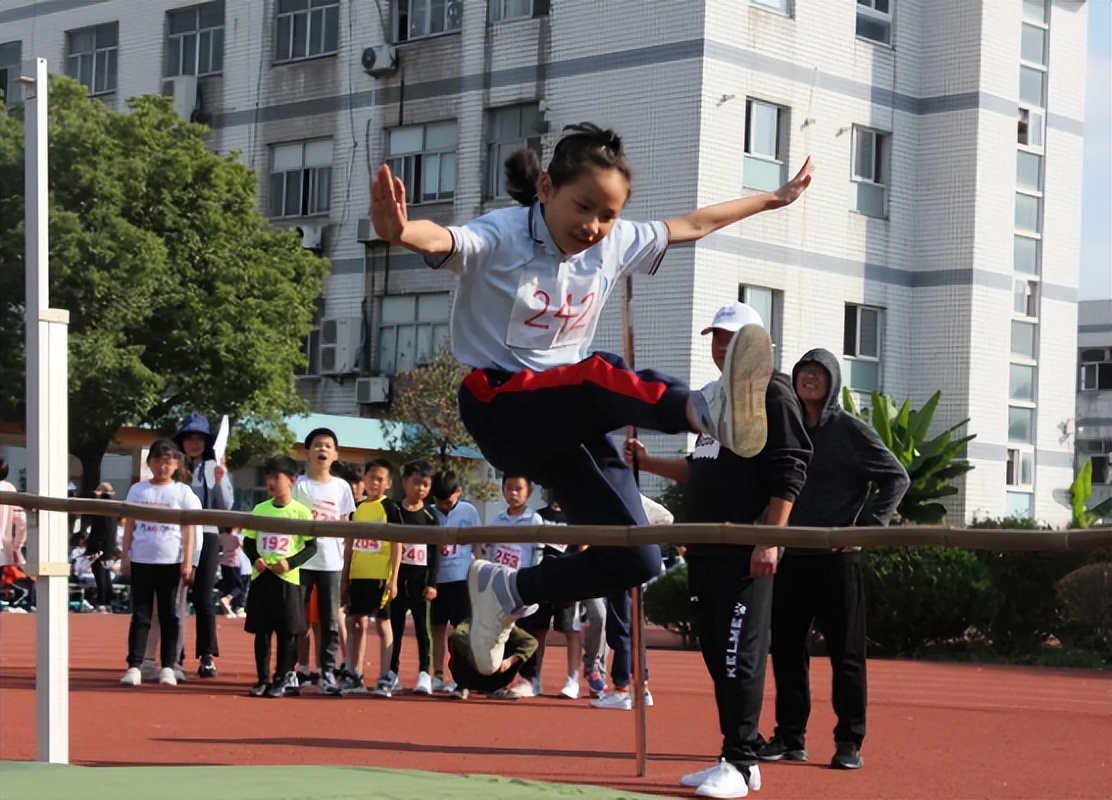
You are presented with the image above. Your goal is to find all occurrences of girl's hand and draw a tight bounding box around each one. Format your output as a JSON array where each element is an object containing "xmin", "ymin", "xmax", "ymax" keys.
[
  {"xmin": 214, "ymin": 457, "xmax": 226, "ymax": 484},
  {"xmin": 772, "ymin": 157, "xmax": 814, "ymax": 207},
  {"xmin": 371, "ymin": 164, "xmax": 409, "ymax": 244},
  {"xmin": 423, "ymin": 586, "xmax": 437, "ymax": 602},
  {"xmin": 271, "ymin": 559, "xmax": 290, "ymax": 575},
  {"xmin": 180, "ymin": 563, "xmax": 194, "ymax": 586},
  {"xmin": 120, "ymin": 557, "xmax": 130, "ymax": 577},
  {"xmin": 388, "ymin": 581, "xmax": 398, "ymax": 600},
  {"xmin": 496, "ymin": 656, "xmax": 518, "ymax": 673},
  {"xmin": 254, "ymin": 558, "xmax": 268, "ymax": 574},
  {"xmin": 750, "ymin": 545, "xmax": 779, "ymax": 577}
]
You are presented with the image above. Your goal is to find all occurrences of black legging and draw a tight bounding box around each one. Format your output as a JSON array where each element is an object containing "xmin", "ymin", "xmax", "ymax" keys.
[
  {"xmin": 255, "ymin": 631, "xmax": 297, "ymax": 684},
  {"xmin": 91, "ymin": 557, "xmax": 113, "ymax": 608},
  {"xmin": 192, "ymin": 531, "xmax": 221, "ymax": 658},
  {"xmin": 389, "ymin": 564, "xmax": 432, "ymax": 675},
  {"xmin": 128, "ymin": 563, "xmax": 181, "ymax": 668}
]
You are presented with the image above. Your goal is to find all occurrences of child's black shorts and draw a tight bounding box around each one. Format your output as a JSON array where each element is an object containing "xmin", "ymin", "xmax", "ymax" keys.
[
  {"xmin": 431, "ymin": 580, "xmax": 469, "ymax": 627},
  {"xmin": 347, "ymin": 578, "xmax": 390, "ymax": 618},
  {"xmin": 244, "ymin": 570, "xmax": 306, "ymax": 636},
  {"xmin": 519, "ymin": 601, "xmax": 579, "ymax": 634}
]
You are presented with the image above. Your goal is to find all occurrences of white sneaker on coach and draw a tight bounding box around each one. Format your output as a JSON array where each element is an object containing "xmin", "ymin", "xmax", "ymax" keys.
[
  {"xmin": 120, "ymin": 667, "xmax": 142, "ymax": 686},
  {"xmin": 413, "ymin": 671, "xmax": 433, "ymax": 695},
  {"xmin": 707, "ymin": 324, "xmax": 773, "ymax": 458},
  {"xmin": 159, "ymin": 667, "xmax": 177, "ymax": 686},
  {"xmin": 590, "ymin": 690, "xmax": 632, "ymax": 710},
  {"xmin": 559, "ymin": 676, "xmax": 580, "ymax": 700},
  {"xmin": 466, "ymin": 560, "xmax": 521, "ymax": 675},
  {"xmin": 694, "ymin": 761, "xmax": 752, "ymax": 798}
]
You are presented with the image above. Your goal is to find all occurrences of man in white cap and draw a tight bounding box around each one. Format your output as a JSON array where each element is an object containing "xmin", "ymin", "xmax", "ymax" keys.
[{"xmin": 626, "ymin": 303, "xmax": 811, "ymax": 799}]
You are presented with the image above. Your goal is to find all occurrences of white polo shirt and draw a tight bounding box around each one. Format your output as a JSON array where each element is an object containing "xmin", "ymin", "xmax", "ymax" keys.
[{"xmin": 427, "ymin": 203, "xmax": 668, "ymax": 372}]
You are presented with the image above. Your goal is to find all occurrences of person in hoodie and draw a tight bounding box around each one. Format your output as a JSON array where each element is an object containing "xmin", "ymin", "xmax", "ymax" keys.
[
  {"xmin": 625, "ymin": 302, "xmax": 811, "ymax": 800},
  {"xmin": 757, "ymin": 349, "xmax": 909, "ymax": 772},
  {"xmin": 173, "ymin": 413, "xmax": 234, "ymax": 678}
]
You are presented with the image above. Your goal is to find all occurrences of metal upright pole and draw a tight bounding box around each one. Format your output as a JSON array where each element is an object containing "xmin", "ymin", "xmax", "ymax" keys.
[
  {"xmin": 621, "ymin": 277, "xmax": 649, "ymax": 777},
  {"xmin": 23, "ymin": 57, "xmax": 71, "ymax": 765}
]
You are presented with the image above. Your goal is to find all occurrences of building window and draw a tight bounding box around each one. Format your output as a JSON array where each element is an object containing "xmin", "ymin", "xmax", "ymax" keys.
[
  {"xmin": 396, "ymin": 0, "xmax": 463, "ymax": 42},
  {"xmin": 1019, "ymin": 67, "xmax": 1046, "ymax": 108},
  {"xmin": 1014, "ymin": 192, "xmax": 1041, "ymax": 233},
  {"xmin": 1079, "ymin": 348, "xmax": 1112, "ymax": 391},
  {"xmin": 387, "ymin": 122, "xmax": 458, "ymax": 204},
  {"xmin": 486, "ymin": 105, "xmax": 542, "ymax": 198},
  {"xmin": 1020, "ymin": 23, "xmax": 1047, "ymax": 67},
  {"xmin": 1006, "ymin": 491, "xmax": 1034, "ymax": 518},
  {"xmin": 0, "ymin": 41, "xmax": 20, "ymax": 107},
  {"xmin": 1010, "ymin": 321, "xmax": 1037, "ymax": 360},
  {"xmin": 66, "ymin": 23, "xmax": 118, "ymax": 95},
  {"xmin": 1008, "ymin": 406, "xmax": 1035, "ymax": 444},
  {"xmin": 1016, "ymin": 151, "xmax": 1042, "ymax": 191},
  {"xmin": 1009, "ymin": 363, "xmax": 1036, "ymax": 402},
  {"xmin": 856, "ymin": 0, "xmax": 892, "ymax": 45},
  {"xmin": 1023, "ymin": 0, "xmax": 1048, "ymax": 25},
  {"xmin": 489, "ymin": 0, "xmax": 532, "ymax": 21},
  {"xmin": 1014, "ymin": 235, "xmax": 1039, "ymax": 275},
  {"xmin": 743, "ymin": 99, "xmax": 789, "ymax": 191},
  {"xmin": 269, "ymin": 139, "xmax": 333, "ymax": 218},
  {"xmin": 843, "ymin": 303, "xmax": 882, "ymax": 391},
  {"xmin": 1013, "ymin": 279, "xmax": 1038, "ymax": 318},
  {"xmin": 1007, "ymin": 448, "xmax": 1035, "ymax": 487},
  {"xmin": 295, "ymin": 298, "xmax": 326, "ymax": 376},
  {"xmin": 1016, "ymin": 108, "xmax": 1045, "ymax": 150},
  {"xmin": 739, "ymin": 284, "xmax": 784, "ymax": 369},
  {"xmin": 379, "ymin": 293, "xmax": 451, "ymax": 375},
  {"xmin": 851, "ymin": 126, "xmax": 889, "ymax": 219},
  {"xmin": 1092, "ymin": 454, "xmax": 1111, "ymax": 486},
  {"xmin": 166, "ymin": 1, "xmax": 224, "ymax": 77},
  {"xmin": 276, "ymin": 0, "xmax": 339, "ymax": 62},
  {"xmin": 752, "ymin": 0, "xmax": 790, "ymax": 14}
]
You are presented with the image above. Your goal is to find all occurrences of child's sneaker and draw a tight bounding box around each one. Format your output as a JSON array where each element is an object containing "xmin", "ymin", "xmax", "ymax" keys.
[
  {"xmin": 373, "ymin": 671, "xmax": 398, "ymax": 698},
  {"xmin": 706, "ymin": 324, "xmax": 773, "ymax": 457},
  {"xmin": 247, "ymin": 682, "xmax": 267, "ymax": 697},
  {"xmin": 450, "ymin": 687, "xmax": 470, "ymax": 700},
  {"xmin": 159, "ymin": 667, "xmax": 177, "ymax": 686},
  {"xmin": 590, "ymin": 690, "xmax": 632, "ymax": 710},
  {"xmin": 585, "ymin": 667, "xmax": 606, "ymax": 697},
  {"xmin": 644, "ymin": 688, "xmax": 654, "ymax": 707},
  {"xmin": 413, "ymin": 671, "xmax": 433, "ymax": 695},
  {"xmin": 173, "ymin": 665, "xmax": 187, "ymax": 683},
  {"xmin": 197, "ymin": 655, "xmax": 217, "ymax": 678},
  {"xmin": 318, "ymin": 670, "xmax": 342, "ymax": 696},
  {"xmin": 236, "ymin": 608, "xmax": 247, "ymax": 618},
  {"xmin": 530, "ymin": 677, "xmax": 543, "ymax": 697},
  {"xmin": 559, "ymin": 675, "xmax": 580, "ymax": 700},
  {"xmin": 119, "ymin": 667, "xmax": 142, "ymax": 686},
  {"xmin": 466, "ymin": 560, "xmax": 531, "ymax": 675},
  {"xmin": 756, "ymin": 734, "xmax": 807, "ymax": 762},
  {"xmin": 339, "ymin": 671, "xmax": 367, "ymax": 695},
  {"xmin": 139, "ymin": 660, "xmax": 159, "ymax": 683},
  {"xmin": 271, "ymin": 671, "xmax": 300, "ymax": 697},
  {"xmin": 830, "ymin": 742, "xmax": 863, "ymax": 770},
  {"xmin": 430, "ymin": 674, "xmax": 453, "ymax": 693}
]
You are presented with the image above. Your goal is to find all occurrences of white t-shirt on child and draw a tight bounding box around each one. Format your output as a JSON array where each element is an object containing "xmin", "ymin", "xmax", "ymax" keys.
[
  {"xmin": 294, "ymin": 475, "xmax": 356, "ymax": 572},
  {"xmin": 126, "ymin": 481, "xmax": 202, "ymax": 565}
]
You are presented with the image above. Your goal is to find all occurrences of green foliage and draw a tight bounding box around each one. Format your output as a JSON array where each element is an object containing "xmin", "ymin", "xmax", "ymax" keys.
[
  {"xmin": 386, "ymin": 348, "xmax": 497, "ymax": 501},
  {"xmin": 864, "ymin": 547, "xmax": 996, "ymax": 656},
  {"xmin": 643, "ymin": 564, "xmax": 698, "ymax": 648},
  {"xmin": 654, "ymin": 482, "xmax": 684, "ymax": 519},
  {"xmin": 0, "ymin": 77, "xmax": 328, "ymax": 489},
  {"xmin": 1068, "ymin": 462, "xmax": 1112, "ymax": 528},
  {"xmin": 1056, "ymin": 562, "xmax": 1112, "ymax": 655},
  {"xmin": 842, "ymin": 387, "xmax": 975, "ymax": 524}
]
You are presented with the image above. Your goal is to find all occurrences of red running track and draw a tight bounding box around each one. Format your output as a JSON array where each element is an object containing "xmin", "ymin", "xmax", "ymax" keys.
[{"xmin": 1, "ymin": 614, "xmax": 1110, "ymax": 799}]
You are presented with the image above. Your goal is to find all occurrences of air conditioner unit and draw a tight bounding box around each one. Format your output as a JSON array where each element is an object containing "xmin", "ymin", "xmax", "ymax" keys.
[
  {"xmin": 297, "ymin": 223, "xmax": 325, "ymax": 251},
  {"xmin": 160, "ymin": 75, "xmax": 198, "ymax": 121},
  {"xmin": 356, "ymin": 376, "xmax": 391, "ymax": 405},
  {"xmin": 319, "ymin": 316, "xmax": 361, "ymax": 375},
  {"xmin": 357, "ymin": 217, "xmax": 384, "ymax": 243},
  {"xmin": 361, "ymin": 45, "xmax": 398, "ymax": 78}
]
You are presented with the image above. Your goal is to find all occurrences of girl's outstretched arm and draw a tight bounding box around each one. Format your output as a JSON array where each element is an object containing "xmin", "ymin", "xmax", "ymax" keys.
[
  {"xmin": 370, "ymin": 164, "xmax": 455, "ymax": 254},
  {"xmin": 665, "ymin": 157, "xmax": 814, "ymax": 244}
]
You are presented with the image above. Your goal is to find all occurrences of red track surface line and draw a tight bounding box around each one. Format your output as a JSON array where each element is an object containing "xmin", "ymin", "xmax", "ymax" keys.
[{"xmin": 1, "ymin": 615, "xmax": 1110, "ymax": 799}]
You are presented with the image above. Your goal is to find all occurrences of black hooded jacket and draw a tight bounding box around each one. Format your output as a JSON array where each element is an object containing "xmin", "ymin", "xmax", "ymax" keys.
[{"xmin": 788, "ymin": 349, "xmax": 909, "ymax": 547}]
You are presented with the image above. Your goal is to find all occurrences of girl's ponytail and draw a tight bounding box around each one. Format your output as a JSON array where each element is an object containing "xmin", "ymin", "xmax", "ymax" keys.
[{"xmin": 504, "ymin": 148, "xmax": 542, "ymax": 206}]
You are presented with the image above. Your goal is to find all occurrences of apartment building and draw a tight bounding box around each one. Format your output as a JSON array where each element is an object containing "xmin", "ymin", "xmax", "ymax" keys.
[{"xmin": 0, "ymin": 0, "xmax": 1089, "ymax": 524}]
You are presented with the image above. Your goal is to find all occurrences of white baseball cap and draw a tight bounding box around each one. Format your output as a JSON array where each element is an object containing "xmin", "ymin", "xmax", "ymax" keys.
[{"xmin": 700, "ymin": 302, "xmax": 765, "ymax": 335}]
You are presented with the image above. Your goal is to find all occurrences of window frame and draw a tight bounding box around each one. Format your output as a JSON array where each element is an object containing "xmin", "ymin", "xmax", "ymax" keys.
[
  {"xmin": 485, "ymin": 104, "xmax": 542, "ymax": 199},
  {"xmin": 377, "ymin": 292, "xmax": 452, "ymax": 375},
  {"xmin": 1010, "ymin": 319, "xmax": 1038, "ymax": 363},
  {"xmin": 843, "ymin": 303, "xmax": 883, "ymax": 392},
  {"xmin": 268, "ymin": 138, "xmax": 334, "ymax": 219},
  {"xmin": 743, "ymin": 98, "xmax": 790, "ymax": 192},
  {"xmin": 1006, "ymin": 447, "xmax": 1035, "ymax": 488},
  {"xmin": 395, "ymin": 0, "xmax": 464, "ymax": 43},
  {"xmin": 855, "ymin": 0, "xmax": 893, "ymax": 46},
  {"xmin": 386, "ymin": 121, "xmax": 459, "ymax": 205},
  {"xmin": 1007, "ymin": 405, "xmax": 1036, "ymax": 445},
  {"xmin": 0, "ymin": 40, "xmax": 20, "ymax": 108},
  {"xmin": 751, "ymin": 0, "xmax": 791, "ymax": 15},
  {"xmin": 851, "ymin": 125, "xmax": 890, "ymax": 219},
  {"xmin": 295, "ymin": 298, "xmax": 326, "ymax": 377},
  {"xmin": 1012, "ymin": 278, "xmax": 1039, "ymax": 320},
  {"xmin": 165, "ymin": 1, "xmax": 225, "ymax": 77},
  {"xmin": 274, "ymin": 0, "xmax": 340, "ymax": 64},
  {"xmin": 489, "ymin": 0, "xmax": 533, "ymax": 22},
  {"xmin": 739, "ymin": 284, "xmax": 784, "ymax": 370},
  {"xmin": 1079, "ymin": 348, "xmax": 1112, "ymax": 391},
  {"xmin": 65, "ymin": 22, "xmax": 119, "ymax": 96}
]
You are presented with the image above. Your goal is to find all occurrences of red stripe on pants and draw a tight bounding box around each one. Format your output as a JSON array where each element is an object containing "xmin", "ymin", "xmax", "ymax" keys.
[{"xmin": 462, "ymin": 355, "xmax": 668, "ymax": 405}]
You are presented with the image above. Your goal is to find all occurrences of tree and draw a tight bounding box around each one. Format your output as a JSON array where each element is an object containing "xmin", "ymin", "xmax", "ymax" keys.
[
  {"xmin": 386, "ymin": 347, "xmax": 498, "ymax": 500},
  {"xmin": 1069, "ymin": 462, "xmax": 1112, "ymax": 529},
  {"xmin": 0, "ymin": 76, "xmax": 328, "ymax": 491},
  {"xmin": 842, "ymin": 388, "xmax": 975, "ymax": 524}
]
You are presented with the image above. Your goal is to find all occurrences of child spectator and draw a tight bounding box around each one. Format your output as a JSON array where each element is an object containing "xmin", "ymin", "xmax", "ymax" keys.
[
  {"xmin": 448, "ymin": 619, "xmax": 538, "ymax": 701},
  {"xmin": 430, "ymin": 470, "xmax": 481, "ymax": 693},
  {"xmin": 339, "ymin": 458, "xmax": 402, "ymax": 695},
  {"xmin": 119, "ymin": 439, "xmax": 200, "ymax": 686},
  {"xmin": 242, "ymin": 456, "xmax": 317, "ymax": 698},
  {"xmin": 219, "ymin": 528, "xmax": 248, "ymax": 618},
  {"xmin": 384, "ymin": 460, "xmax": 441, "ymax": 696}
]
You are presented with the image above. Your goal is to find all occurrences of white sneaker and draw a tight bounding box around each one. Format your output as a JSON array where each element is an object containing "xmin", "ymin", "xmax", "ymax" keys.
[
  {"xmin": 430, "ymin": 675, "xmax": 448, "ymax": 693},
  {"xmin": 590, "ymin": 690, "xmax": 632, "ymax": 710},
  {"xmin": 559, "ymin": 676, "xmax": 580, "ymax": 700},
  {"xmin": 140, "ymin": 660, "xmax": 159, "ymax": 682},
  {"xmin": 694, "ymin": 760, "xmax": 754, "ymax": 799},
  {"xmin": 707, "ymin": 324, "xmax": 773, "ymax": 457},
  {"xmin": 159, "ymin": 667, "xmax": 177, "ymax": 686},
  {"xmin": 645, "ymin": 688, "xmax": 655, "ymax": 707},
  {"xmin": 414, "ymin": 671, "xmax": 433, "ymax": 695},
  {"xmin": 120, "ymin": 667, "xmax": 142, "ymax": 686},
  {"xmin": 466, "ymin": 560, "xmax": 523, "ymax": 675},
  {"xmin": 491, "ymin": 680, "xmax": 534, "ymax": 700}
]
